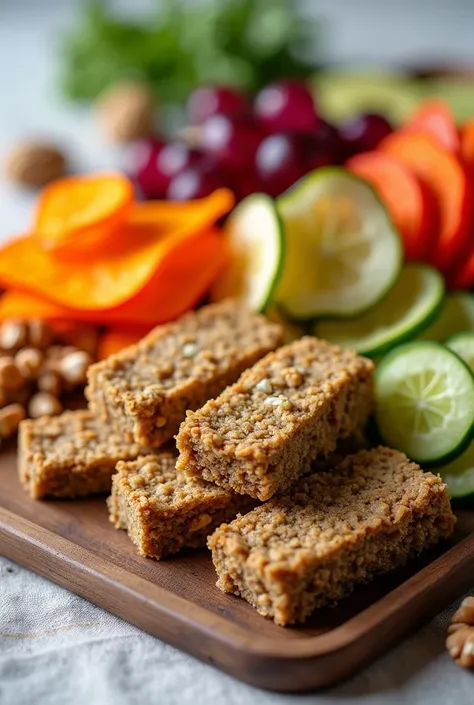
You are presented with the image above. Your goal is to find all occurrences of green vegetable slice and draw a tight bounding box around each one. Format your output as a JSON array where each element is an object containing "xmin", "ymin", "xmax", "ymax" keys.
[
  {"xmin": 210, "ymin": 193, "xmax": 284, "ymax": 312},
  {"xmin": 419, "ymin": 292, "xmax": 474, "ymax": 341},
  {"xmin": 375, "ymin": 341, "xmax": 474, "ymax": 464},
  {"xmin": 446, "ymin": 332, "xmax": 474, "ymax": 372},
  {"xmin": 438, "ymin": 441, "xmax": 474, "ymax": 503},
  {"xmin": 311, "ymin": 70, "xmax": 421, "ymax": 125},
  {"xmin": 276, "ymin": 168, "xmax": 402, "ymax": 321},
  {"xmin": 313, "ymin": 263, "xmax": 444, "ymax": 356}
]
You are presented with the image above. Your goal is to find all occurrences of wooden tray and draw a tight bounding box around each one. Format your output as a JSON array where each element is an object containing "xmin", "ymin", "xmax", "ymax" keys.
[{"xmin": 1, "ymin": 446, "xmax": 473, "ymax": 692}]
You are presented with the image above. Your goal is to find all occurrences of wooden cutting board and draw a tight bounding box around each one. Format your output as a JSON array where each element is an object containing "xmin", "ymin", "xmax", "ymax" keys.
[{"xmin": 1, "ymin": 446, "xmax": 473, "ymax": 692}]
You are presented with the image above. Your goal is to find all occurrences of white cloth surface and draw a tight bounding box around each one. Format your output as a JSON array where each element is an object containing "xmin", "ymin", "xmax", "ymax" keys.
[
  {"xmin": 1, "ymin": 1, "xmax": 474, "ymax": 703},
  {"xmin": 0, "ymin": 554, "xmax": 472, "ymax": 705}
]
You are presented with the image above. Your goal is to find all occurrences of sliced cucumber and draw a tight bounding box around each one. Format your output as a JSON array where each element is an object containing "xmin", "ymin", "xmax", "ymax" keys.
[
  {"xmin": 419, "ymin": 292, "xmax": 474, "ymax": 341},
  {"xmin": 438, "ymin": 441, "xmax": 474, "ymax": 504},
  {"xmin": 424, "ymin": 78, "xmax": 474, "ymax": 123},
  {"xmin": 446, "ymin": 332, "xmax": 474, "ymax": 373},
  {"xmin": 276, "ymin": 168, "xmax": 402, "ymax": 321},
  {"xmin": 210, "ymin": 193, "xmax": 284, "ymax": 312},
  {"xmin": 312, "ymin": 71, "xmax": 421, "ymax": 125},
  {"xmin": 313, "ymin": 263, "xmax": 444, "ymax": 357},
  {"xmin": 375, "ymin": 341, "xmax": 474, "ymax": 464}
]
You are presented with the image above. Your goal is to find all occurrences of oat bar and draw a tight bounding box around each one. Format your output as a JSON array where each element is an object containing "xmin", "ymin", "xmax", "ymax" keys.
[
  {"xmin": 208, "ymin": 447, "xmax": 456, "ymax": 626},
  {"xmin": 176, "ymin": 336, "xmax": 374, "ymax": 500},
  {"xmin": 86, "ymin": 300, "xmax": 283, "ymax": 447},
  {"xmin": 18, "ymin": 410, "xmax": 151, "ymax": 499},
  {"xmin": 108, "ymin": 451, "xmax": 255, "ymax": 560}
]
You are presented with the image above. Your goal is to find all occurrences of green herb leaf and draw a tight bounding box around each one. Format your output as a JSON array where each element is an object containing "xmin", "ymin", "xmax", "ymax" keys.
[{"xmin": 59, "ymin": 0, "xmax": 318, "ymax": 104}]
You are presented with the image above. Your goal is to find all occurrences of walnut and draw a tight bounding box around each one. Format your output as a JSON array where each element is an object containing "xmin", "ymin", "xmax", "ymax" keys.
[
  {"xmin": 96, "ymin": 80, "xmax": 155, "ymax": 144},
  {"xmin": 15, "ymin": 347, "xmax": 44, "ymax": 380},
  {"xmin": 58, "ymin": 350, "xmax": 93, "ymax": 385},
  {"xmin": 28, "ymin": 320, "xmax": 55, "ymax": 350},
  {"xmin": 0, "ymin": 357, "xmax": 25, "ymax": 391},
  {"xmin": 28, "ymin": 392, "xmax": 62, "ymax": 419},
  {"xmin": 0, "ymin": 404, "xmax": 26, "ymax": 438},
  {"xmin": 446, "ymin": 596, "xmax": 474, "ymax": 669},
  {"xmin": 0, "ymin": 320, "xmax": 28, "ymax": 351},
  {"xmin": 37, "ymin": 370, "xmax": 62, "ymax": 396},
  {"xmin": 4, "ymin": 140, "xmax": 66, "ymax": 188}
]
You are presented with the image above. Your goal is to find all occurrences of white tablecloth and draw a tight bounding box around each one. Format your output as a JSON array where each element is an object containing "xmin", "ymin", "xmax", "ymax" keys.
[{"xmin": 0, "ymin": 555, "xmax": 472, "ymax": 704}]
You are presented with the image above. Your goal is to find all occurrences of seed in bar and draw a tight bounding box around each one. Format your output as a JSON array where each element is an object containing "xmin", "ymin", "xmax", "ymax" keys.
[
  {"xmin": 86, "ymin": 300, "xmax": 283, "ymax": 448},
  {"xmin": 176, "ymin": 336, "xmax": 374, "ymax": 500},
  {"xmin": 18, "ymin": 410, "xmax": 151, "ymax": 500},
  {"xmin": 109, "ymin": 451, "xmax": 256, "ymax": 560},
  {"xmin": 208, "ymin": 447, "xmax": 456, "ymax": 626}
]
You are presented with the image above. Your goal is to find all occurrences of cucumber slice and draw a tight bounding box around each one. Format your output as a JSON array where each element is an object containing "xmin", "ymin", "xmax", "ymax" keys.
[
  {"xmin": 438, "ymin": 441, "xmax": 474, "ymax": 504},
  {"xmin": 446, "ymin": 332, "xmax": 474, "ymax": 372},
  {"xmin": 276, "ymin": 168, "xmax": 402, "ymax": 320},
  {"xmin": 210, "ymin": 194, "xmax": 284, "ymax": 312},
  {"xmin": 312, "ymin": 71, "xmax": 421, "ymax": 125},
  {"xmin": 419, "ymin": 292, "xmax": 474, "ymax": 341},
  {"xmin": 375, "ymin": 341, "xmax": 474, "ymax": 464},
  {"xmin": 313, "ymin": 264, "xmax": 444, "ymax": 357},
  {"xmin": 424, "ymin": 78, "xmax": 474, "ymax": 123}
]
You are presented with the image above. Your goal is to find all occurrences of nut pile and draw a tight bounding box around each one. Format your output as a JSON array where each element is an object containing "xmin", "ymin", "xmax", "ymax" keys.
[
  {"xmin": 446, "ymin": 595, "xmax": 474, "ymax": 670},
  {"xmin": 0, "ymin": 319, "xmax": 97, "ymax": 439}
]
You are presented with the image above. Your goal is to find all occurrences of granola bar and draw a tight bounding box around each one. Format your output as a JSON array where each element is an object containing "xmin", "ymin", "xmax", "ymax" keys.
[
  {"xmin": 176, "ymin": 336, "xmax": 374, "ymax": 500},
  {"xmin": 18, "ymin": 410, "xmax": 151, "ymax": 499},
  {"xmin": 108, "ymin": 451, "xmax": 255, "ymax": 560},
  {"xmin": 208, "ymin": 447, "xmax": 456, "ymax": 626},
  {"xmin": 86, "ymin": 300, "xmax": 283, "ymax": 447}
]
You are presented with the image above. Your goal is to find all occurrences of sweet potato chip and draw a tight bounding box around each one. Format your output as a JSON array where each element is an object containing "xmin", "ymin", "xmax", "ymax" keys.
[
  {"xmin": 0, "ymin": 228, "xmax": 228, "ymax": 326},
  {"xmin": 0, "ymin": 189, "xmax": 233, "ymax": 310}
]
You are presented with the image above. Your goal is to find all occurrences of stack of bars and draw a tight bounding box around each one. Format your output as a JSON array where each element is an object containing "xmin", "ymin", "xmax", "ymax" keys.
[{"xmin": 18, "ymin": 300, "xmax": 456, "ymax": 626}]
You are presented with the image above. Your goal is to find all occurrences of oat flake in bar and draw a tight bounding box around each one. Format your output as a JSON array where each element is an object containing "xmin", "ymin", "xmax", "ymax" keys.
[
  {"xmin": 18, "ymin": 410, "xmax": 151, "ymax": 499},
  {"xmin": 86, "ymin": 300, "xmax": 283, "ymax": 447},
  {"xmin": 109, "ymin": 451, "xmax": 255, "ymax": 560},
  {"xmin": 176, "ymin": 336, "xmax": 374, "ymax": 500},
  {"xmin": 208, "ymin": 447, "xmax": 456, "ymax": 626}
]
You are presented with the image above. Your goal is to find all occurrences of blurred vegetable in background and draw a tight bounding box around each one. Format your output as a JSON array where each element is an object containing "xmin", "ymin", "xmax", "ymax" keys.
[{"xmin": 60, "ymin": 0, "xmax": 319, "ymax": 105}]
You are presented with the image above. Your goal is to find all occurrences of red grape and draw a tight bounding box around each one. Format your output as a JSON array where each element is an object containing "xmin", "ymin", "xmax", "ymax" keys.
[
  {"xmin": 125, "ymin": 137, "xmax": 167, "ymax": 199},
  {"xmin": 186, "ymin": 86, "xmax": 249, "ymax": 124},
  {"xmin": 201, "ymin": 114, "xmax": 262, "ymax": 172},
  {"xmin": 231, "ymin": 173, "xmax": 265, "ymax": 201},
  {"xmin": 312, "ymin": 119, "xmax": 345, "ymax": 164},
  {"xmin": 157, "ymin": 142, "xmax": 202, "ymax": 181},
  {"xmin": 166, "ymin": 166, "xmax": 223, "ymax": 200},
  {"xmin": 254, "ymin": 80, "xmax": 318, "ymax": 133},
  {"xmin": 255, "ymin": 133, "xmax": 307, "ymax": 197},
  {"xmin": 340, "ymin": 113, "xmax": 393, "ymax": 155}
]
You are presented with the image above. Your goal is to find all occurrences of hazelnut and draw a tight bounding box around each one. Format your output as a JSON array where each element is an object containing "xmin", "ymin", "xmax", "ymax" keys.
[
  {"xmin": 41, "ymin": 345, "xmax": 77, "ymax": 374},
  {"xmin": 28, "ymin": 320, "xmax": 55, "ymax": 350},
  {"xmin": 0, "ymin": 320, "xmax": 28, "ymax": 350},
  {"xmin": 4, "ymin": 140, "xmax": 66, "ymax": 188},
  {"xmin": 0, "ymin": 357, "xmax": 25, "ymax": 391},
  {"xmin": 97, "ymin": 80, "xmax": 155, "ymax": 144},
  {"xmin": 28, "ymin": 392, "xmax": 62, "ymax": 419},
  {"xmin": 58, "ymin": 324, "xmax": 98, "ymax": 356},
  {"xmin": 15, "ymin": 347, "xmax": 44, "ymax": 380},
  {"xmin": 8, "ymin": 388, "xmax": 30, "ymax": 407},
  {"xmin": 0, "ymin": 403, "xmax": 26, "ymax": 438},
  {"xmin": 58, "ymin": 350, "xmax": 93, "ymax": 385},
  {"xmin": 37, "ymin": 370, "xmax": 62, "ymax": 396}
]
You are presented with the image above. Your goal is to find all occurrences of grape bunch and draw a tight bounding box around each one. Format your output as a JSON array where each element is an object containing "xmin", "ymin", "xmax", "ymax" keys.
[{"xmin": 128, "ymin": 81, "xmax": 392, "ymax": 201}]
